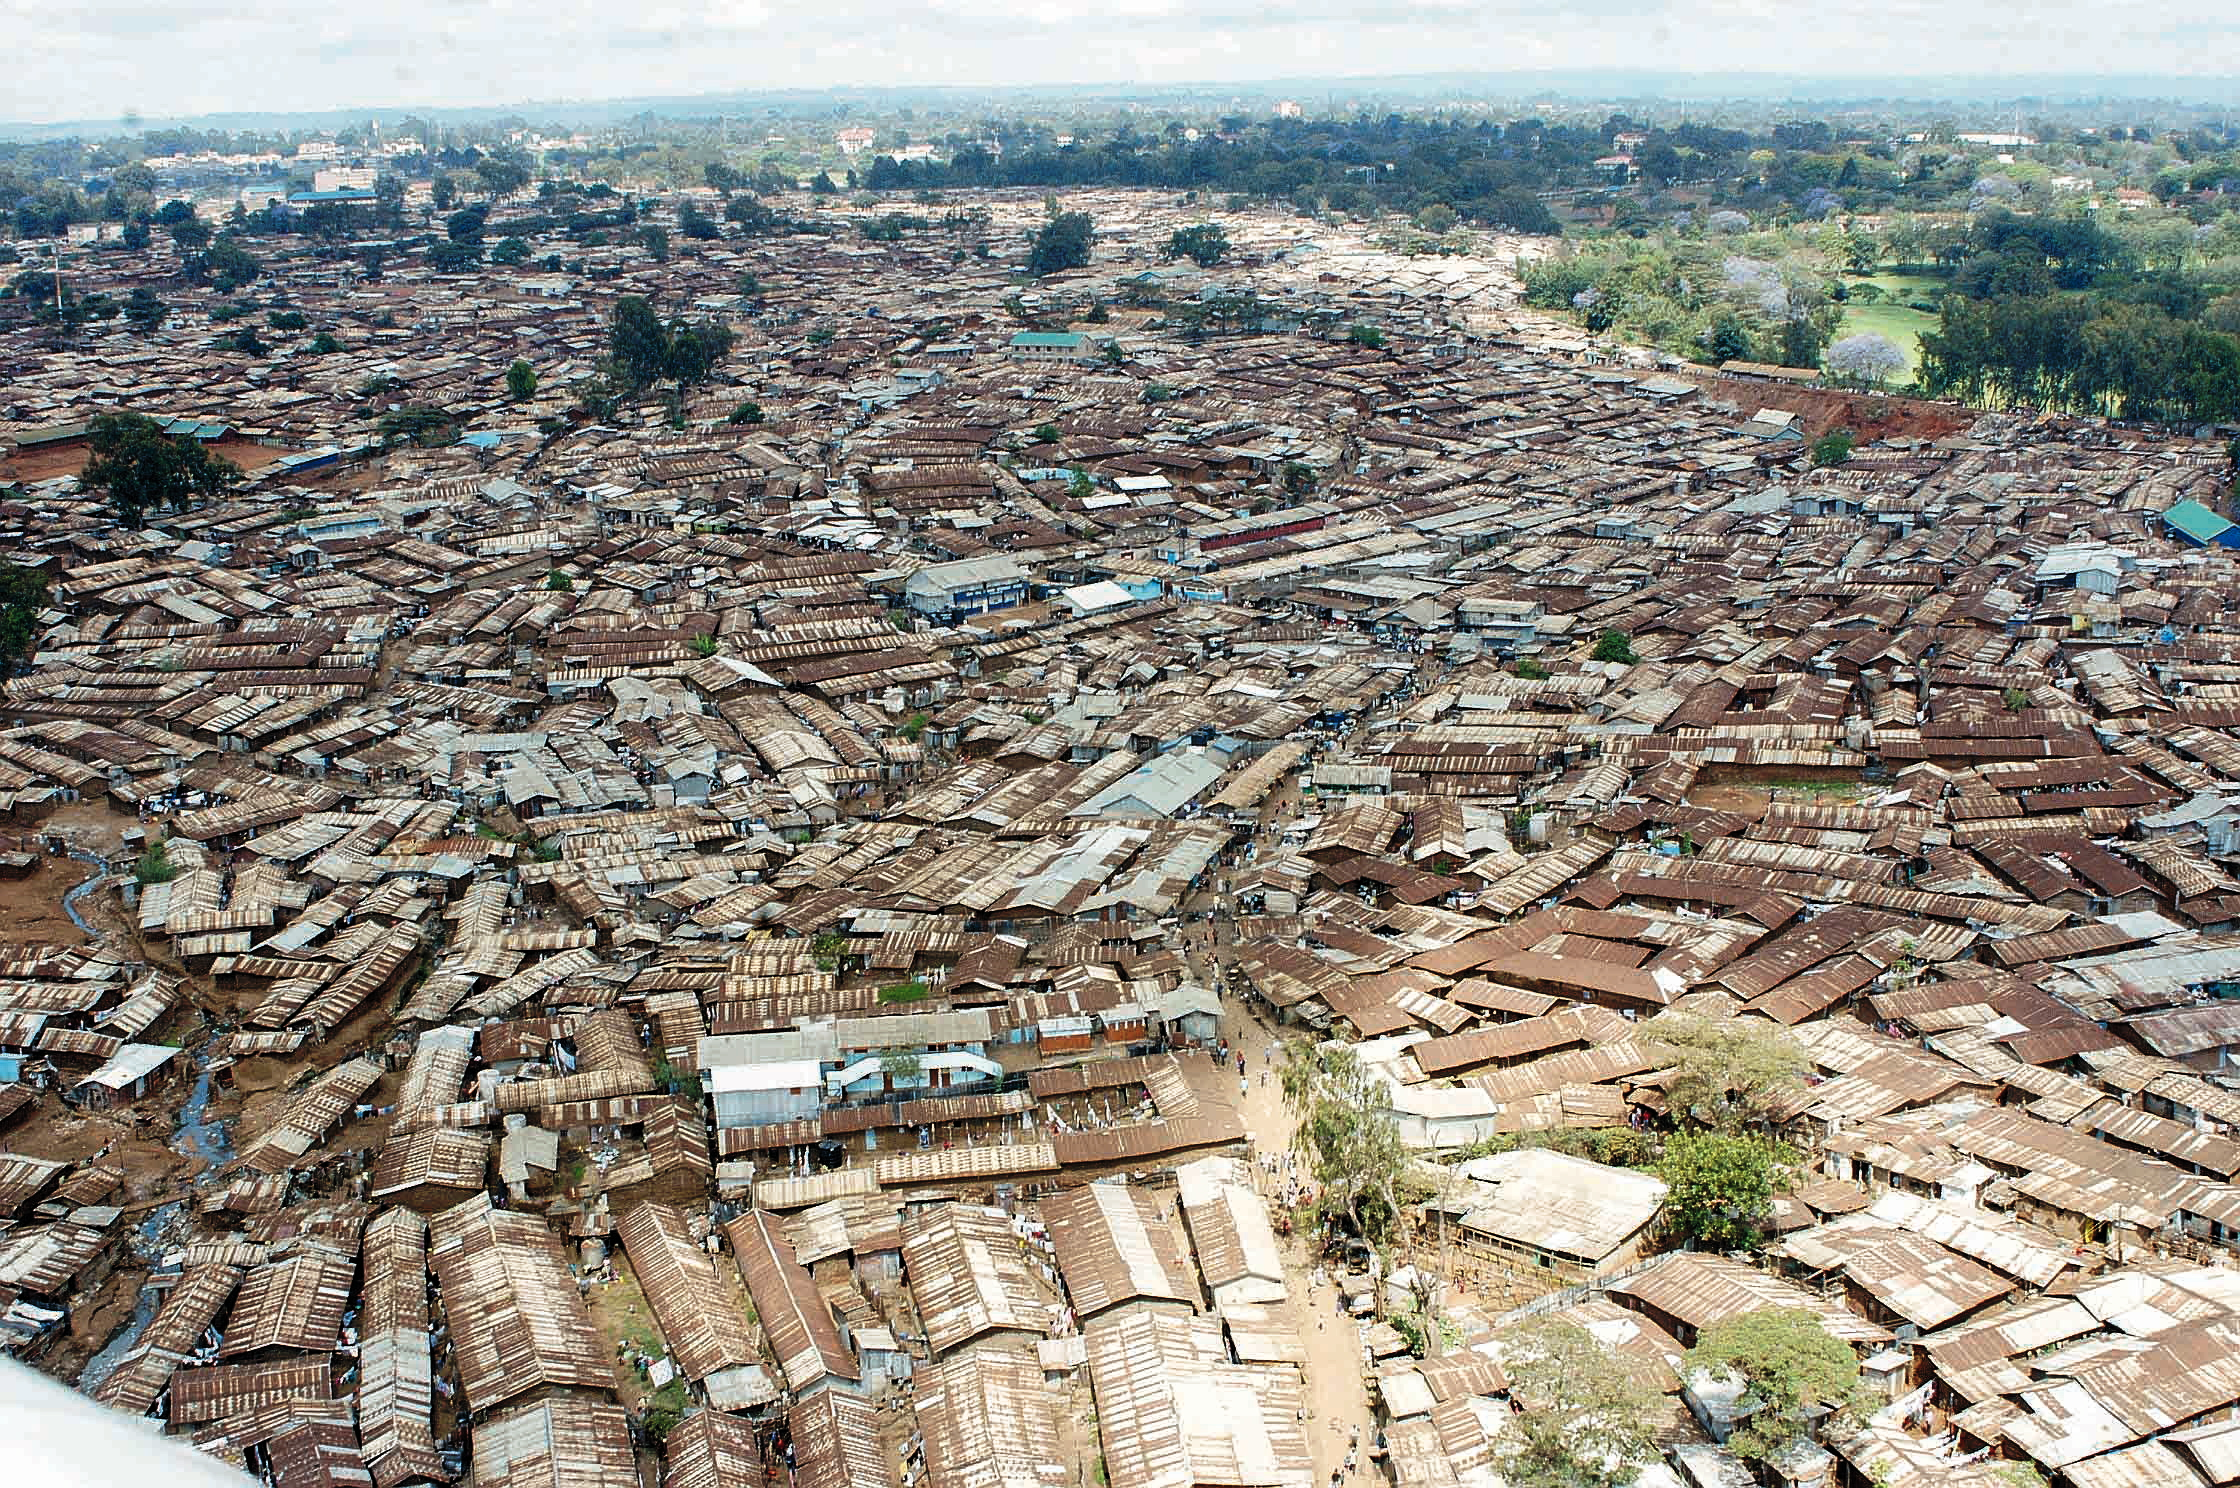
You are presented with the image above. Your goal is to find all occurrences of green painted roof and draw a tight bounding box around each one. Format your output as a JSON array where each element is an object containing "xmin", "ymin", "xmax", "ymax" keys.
[
  {"xmin": 1008, "ymin": 331, "xmax": 1086, "ymax": 347},
  {"xmin": 2165, "ymin": 498, "xmax": 2235, "ymax": 542}
]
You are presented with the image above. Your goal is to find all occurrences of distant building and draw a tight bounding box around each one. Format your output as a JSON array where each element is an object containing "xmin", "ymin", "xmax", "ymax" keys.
[
  {"xmin": 835, "ymin": 127, "xmax": 877, "ymax": 158},
  {"xmin": 904, "ymin": 555, "xmax": 1029, "ymax": 617},
  {"xmin": 1005, "ymin": 330, "xmax": 1091, "ymax": 362},
  {"xmin": 1274, "ymin": 100, "xmax": 1302, "ymax": 118}
]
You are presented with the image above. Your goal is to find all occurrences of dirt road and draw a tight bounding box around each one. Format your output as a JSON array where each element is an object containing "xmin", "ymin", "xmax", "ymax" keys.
[{"xmin": 1229, "ymin": 1013, "xmax": 1380, "ymax": 1486}]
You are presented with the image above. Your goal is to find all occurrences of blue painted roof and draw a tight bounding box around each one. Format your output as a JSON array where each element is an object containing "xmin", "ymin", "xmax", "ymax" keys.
[{"xmin": 2166, "ymin": 499, "xmax": 2235, "ymax": 543}]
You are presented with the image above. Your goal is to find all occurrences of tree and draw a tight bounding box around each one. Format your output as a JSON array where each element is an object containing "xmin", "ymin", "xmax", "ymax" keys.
[
  {"xmin": 309, "ymin": 332, "xmax": 341, "ymax": 355},
  {"xmin": 1494, "ymin": 1319, "xmax": 1659, "ymax": 1488},
  {"xmin": 726, "ymin": 196, "xmax": 779, "ymax": 234},
  {"xmin": 1659, "ymin": 1131, "xmax": 1782, "ymax": 1250},
  {"xmin": 1591, "ymin": 630, "xmax": 1637, "ymax": 664},
  {"xmin": 545, "ymin": 570, "xmax": 574, "ymax": 592},
  {"xmin": 1704, "ymin": 312, "xmax": 1753, "ymax": 364},
  {"xmin": 426, "ymin": 241, "xmax": 481, "ymax": 272},
  {"xmin": 1027, "ymin": 211, "xmax": 1094, "ymax": 276},
  {"xmin": 120, "ymin": 219, "xmax": 150, "ymax": 252},
  {"xmin": 445, "ymin": 204, "xmax": 488, "ymax": 244},
  {"xmin": 728, "ymin": 401, "xmax": 765, "ymax": 425},
  {"xmin": 1347, "ymin": 323, "xmax": 1384, "ymax": 348},
  {"xmin": 609, "ymin": 296, "xmax": 672, "ymax": 388},
  {"xmin": 80, "ymin": 412, "xmax": 240, "ymax": 527},
  {"xmin": 1514, "ymin": 658, "xmax": 1551, "ymax": 680},
  {"xmin": 376, "ymin": 405, "xmax": 457, "ymax": 447},
  {"xmin": 134, "ymin": 837, "xmax": 177, "ymax": 885},
  {"xmin": 268, "ymin": 309, "xmax": 307, "ymax": 331},
  {"xmin": 678, "ymin": 203, "xmax": 721, "ymax": 240},
  {"xmin": 878, "ymin": 1050, "xmax": 925, "ymax": 1086},
  {"xmin": 1279, "ymin": 1040, "xmax": 1409, "ymax": 1249},
  {"xmin": 809, "ymin": 171, "xmax": 839, "ymax": 195},
  {"xmin": 489, "ymin": 236, "xmax": 531, "ymax": 266},
  {"xmin": 197, "ymin": 238, "xmax": 261, "ymax": 292},
  {"xmin": 1166, "ymin": 223, "xmax": 1230, "ymax": 266},
  {"xmin": 640, "ymin": 225, "xmax": 670, "ymax": 262},
  {"xmin": 168, "ymin": 217, "xmax": 212, "ymax": 252},
  {"xmin": 1648, "ymin": 1015, "xmax": 1807, "ymax": 1131},
  {"xmin": 1686, "ymin": 1310, "xmax": 1865, "ymax": 1462},
  {"xmin": 0, "ymin": 564, "xmax": 50, "ymax": 673},
  {"xmin": 1810, "ymin": 428, "xmax": 1857, "ymax": 466},
  {"xmin": 1824, "ymin": 333, "xmax": 1906, "ymax": 388},
  {"xmin": 474, "ymin": 155, "xmax": 531, "ymax": 200},
  {"xmin": 123, "ymin": 286, "xmax": 167, "ymax": 335},
  {"xmin": 1415, "ymin": 203, "xmax": 1458, "ymax": 234},
  {"xmin": 606, "ymin": 297, "xmax": 734, "ymax": 393},
  {"xmin": 432, "ymin": 174, "xmax": 459, "ymax": 210},
  {"xmin": 506, "ymin": 359, "xmax": 539, "ymax": 402}
]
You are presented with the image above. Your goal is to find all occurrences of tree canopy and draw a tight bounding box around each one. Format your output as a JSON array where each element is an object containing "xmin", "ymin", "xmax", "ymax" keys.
[
  {"xmin": 1279, "ymin": 1039, "xmax": 1410, "ymax": 1246},
  {"xmin": 0, "ymin": 564, "xmax": 49, "ymax": 673},
  {"xmin": 1028, "ymin": 211, "xmax": 1094, "ymax": 277},
  {"xmin": 1647, "ymin": 1015, "xmax": 1807, "ymax": 1131},
  {"xmin": 1591, "ymin": 630, "xmax": 1638, "ymax": 664},
  {"xmin": 605, "ymin": 296, "xmax": 736, "ymax": 392},
  {"xmin": 1494, "ymin": 1319, "xmax": 1659, "ymax": 1488},
  {"xmin": 1659, "ymin": 1131, "xmax": 1784, "ymax": 1250},
  {"xmin": 505, "ymin": 359, "xmax": 538, "ymax": 402},
  {"xmin": 1686, "ymin": 1309, "xmax": 1865, "ymax": 1462},
  {"xmin": 1166, "ymin": 222, "xmax": 1230, "ymax": 266},
  {"xmin": 80, "ymin": 412, "xmax": 240, "ymax": 526}
]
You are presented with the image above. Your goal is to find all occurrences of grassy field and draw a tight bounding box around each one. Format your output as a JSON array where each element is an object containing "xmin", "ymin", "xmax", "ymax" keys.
[{"xmin": 1838, "ymin": 272, "xmax": 1948, "ymax": 378}]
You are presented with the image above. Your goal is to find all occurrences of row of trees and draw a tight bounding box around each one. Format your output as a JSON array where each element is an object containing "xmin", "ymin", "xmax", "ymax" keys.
[{"xmin": 1921, "ymin": 288, "xmax": 2240, "ymax": 421}]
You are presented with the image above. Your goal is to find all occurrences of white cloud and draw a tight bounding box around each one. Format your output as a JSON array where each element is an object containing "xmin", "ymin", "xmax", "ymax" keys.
[{"xmin": 0, "ymin": 0, "xmax": 2233, "ymax": 124}]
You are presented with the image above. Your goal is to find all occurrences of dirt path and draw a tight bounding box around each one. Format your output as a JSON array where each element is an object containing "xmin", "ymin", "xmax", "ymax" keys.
[{"xmin": 1224, "ymin": 1013, "xmax": 1379, "ymax": 1487}]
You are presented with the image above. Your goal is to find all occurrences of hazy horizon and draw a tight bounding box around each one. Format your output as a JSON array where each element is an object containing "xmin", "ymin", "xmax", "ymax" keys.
[{"xmin": 8, "ymin": 0, "xmax": 2240, "ymax": 132}]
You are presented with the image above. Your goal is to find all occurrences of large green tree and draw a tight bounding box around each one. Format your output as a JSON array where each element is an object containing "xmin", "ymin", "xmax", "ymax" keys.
[
  {"xmin": 1686, "ymin": 1309, "xmax": 1865, "ymax": 1462},
  {"xmin": 0, "ymin": 565, "xmax": 48, "ymax": 672},
  {"xmin": 1166, "ymin": 223, "xmax": 1230, "ymax": 266},
  {"xmin": 606, "ymin": 296, "xmax": 735, "ymax": 393},
  {"xmin": 80, "ymin": 412, "xmax": 240, "ymax": 526},
  {"xmin": 1647, "ymin": 1015, "xmax": 1806, "ymax": 1132},
  {"xmin": 1028, "ymin": 210, "xmax": 1094, "ymax": 276},
  {"xmin": 1279, "ymin": 1039, "xmax": 1409, "ymax": 1247},
  {"xmin": 1659, "ymin": 1131, "xmax": 1782, "ymax": 1250},
  {"xmin": 1495, "ymin": 1319, "xmax": 1659, "ymax": 1488}
]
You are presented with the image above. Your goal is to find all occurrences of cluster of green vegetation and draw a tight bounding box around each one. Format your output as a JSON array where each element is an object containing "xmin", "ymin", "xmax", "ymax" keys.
[
  {"xmin": 78, "ymin": 411, "xmax": 240, "ymax": 526},
  {"xmin": 878, "ymin": 980, "xmax": 930, "ymax": 1004},
  {"xmin": 809, "ymin": 931, "xmax": 849, "ymax": 972},
  {"xmin": 0, "ymin": 564, "xmax": 50, "ymax": 674},
  {"xmin": 1530, "ymin": 195, "xmax": 2240, "ymax": 419},
  {"xmin": 134, "ymin": 837, "xmax": 177, "ymax": 885}
]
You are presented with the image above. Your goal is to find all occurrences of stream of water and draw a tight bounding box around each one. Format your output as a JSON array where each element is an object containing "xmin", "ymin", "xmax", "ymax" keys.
[{"xmin": 72, "ymin": 1042, "xmax": 232, "ymax": 1391}]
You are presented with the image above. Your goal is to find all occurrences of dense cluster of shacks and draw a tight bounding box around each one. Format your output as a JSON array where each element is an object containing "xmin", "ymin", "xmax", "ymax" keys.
[{"xmin": 4, "ymin": 188, "xmax": 2240, "ymax": 1488}]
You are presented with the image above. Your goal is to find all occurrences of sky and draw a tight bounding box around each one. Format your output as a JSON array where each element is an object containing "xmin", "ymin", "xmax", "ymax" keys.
[{"xmin": 5, "ymin": 0, "xmax": 2239, "ymax": 126}]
